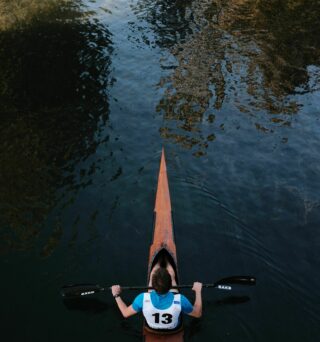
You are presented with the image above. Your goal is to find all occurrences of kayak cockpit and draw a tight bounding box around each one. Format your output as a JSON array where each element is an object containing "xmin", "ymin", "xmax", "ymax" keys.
[
  {"xmin": 144, "ymin": 248, "xmax": 183, "ymax": 336},
  {"xmin": 149, "ymin": 248, "xmax": 179, "ymax": 284}
]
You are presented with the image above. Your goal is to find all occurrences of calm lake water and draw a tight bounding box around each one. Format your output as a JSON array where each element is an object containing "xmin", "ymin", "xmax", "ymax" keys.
[{"xmin": 1, "ymin": 0, "xmax": 320, "ymax": 341}]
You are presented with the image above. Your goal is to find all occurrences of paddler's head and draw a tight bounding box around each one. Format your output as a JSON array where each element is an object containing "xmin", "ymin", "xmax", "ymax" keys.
[{"xmin": 152, "ymin": 268, "xmax": 172, "ymax": 294}]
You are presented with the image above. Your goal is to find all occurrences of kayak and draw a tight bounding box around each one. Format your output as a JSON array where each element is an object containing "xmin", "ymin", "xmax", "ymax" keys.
[{"xmin": 143, "ymin": 149, "xmax": 184, "ymax": 341}]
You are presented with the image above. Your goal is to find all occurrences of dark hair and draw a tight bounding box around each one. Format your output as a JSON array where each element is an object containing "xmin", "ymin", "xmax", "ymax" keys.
[{"xmin": 152, "ymin": 268, "xmax": 172, "ymax": 294}]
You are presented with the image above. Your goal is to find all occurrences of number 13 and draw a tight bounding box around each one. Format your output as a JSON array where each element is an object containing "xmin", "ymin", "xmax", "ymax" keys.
[{"xmin": 152, "ymin": 313, "xmax": 173, "ymax": 324}]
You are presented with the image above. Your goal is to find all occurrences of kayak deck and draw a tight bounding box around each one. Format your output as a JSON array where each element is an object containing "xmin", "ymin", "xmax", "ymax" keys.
[
  {"xmin": 144, "ymin": 330, "xmax": 184, "ymax": 342},
  {"xmin": 144, "ymin": 150, "xmax": 183, "ymax": 342},
  {"xmin": 148, "ymin": 149, "xmax": 177, "ymax": 271}
]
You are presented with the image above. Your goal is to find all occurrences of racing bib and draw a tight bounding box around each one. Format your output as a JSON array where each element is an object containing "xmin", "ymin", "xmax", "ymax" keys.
[{"xmin": 142, "ymin": 293, "xmax": 182, "ymax": 330}]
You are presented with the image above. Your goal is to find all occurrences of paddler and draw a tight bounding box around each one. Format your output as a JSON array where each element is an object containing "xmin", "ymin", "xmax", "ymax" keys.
[{"xmin": 111, "ymin": 262, "xmax": 202, "ymax": 329}]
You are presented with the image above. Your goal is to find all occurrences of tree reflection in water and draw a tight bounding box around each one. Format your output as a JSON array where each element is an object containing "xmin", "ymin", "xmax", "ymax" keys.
[
  {"xmin": 133, "ymin": 0, "xmax": 320, "ymax": 155},
  {"xmin": 0, "ymin": 1, "xmax": 113, "ymax": 253},
  {"xmin": 132, "ymin": 0, "xmax": 193, "ymax": 48}
]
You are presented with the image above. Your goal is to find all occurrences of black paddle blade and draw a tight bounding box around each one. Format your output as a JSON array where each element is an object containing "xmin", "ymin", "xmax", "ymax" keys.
[
  {"xmin": 216, "ymin": 276, "xmax": 256, "ymax": 286},
  {"xmin": 61, "ymin": 284, "xmax": 105, "ymax": 298}
]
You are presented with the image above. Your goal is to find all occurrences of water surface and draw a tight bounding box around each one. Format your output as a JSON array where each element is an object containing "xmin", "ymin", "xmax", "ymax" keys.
[{"xmin": 1, "ymin": 0, "xmax": 320, "ymax": 341}]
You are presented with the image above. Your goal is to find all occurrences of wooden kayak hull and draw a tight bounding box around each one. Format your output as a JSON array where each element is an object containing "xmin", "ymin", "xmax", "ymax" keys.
[
  {"xmin": 144, "ymin": 329, "xmax": 184, "ymax": 342},
  {"xmin": 144, "ymin": 149, "xmax": 184, "ymax": 342}
]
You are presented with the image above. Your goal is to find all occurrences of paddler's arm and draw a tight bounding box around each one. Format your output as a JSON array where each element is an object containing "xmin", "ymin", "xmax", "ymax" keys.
[
  {"xmin": 111, "ymin": 285, "xmax": 138, "ymax": 318},
  {"xmin": 188, "ymin": 282, "xmax": 203, "ymax": 318}
]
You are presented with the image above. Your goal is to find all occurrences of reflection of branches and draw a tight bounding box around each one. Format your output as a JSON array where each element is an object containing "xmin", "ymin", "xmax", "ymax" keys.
[
  {"xmin": 156, "ymin": 25, "xmax": 225, "ymax": 156},
  {"xmin": 0, "ymin": 1, "xmax": 113, "ymax": 253},
  {"xmin": 218, "ymin": 0, "xmax": 320, "ymax": 102},
  {"xmin": 132, "ymin": 0, "xmax": 194, "ymax": 48},
  {"xmin": 0, "ymin": 0, "xmax": 84, "ymax": 30},
  {"xmin": 141, "ymin": 0, "xmax": 320, "ymax": 153}
]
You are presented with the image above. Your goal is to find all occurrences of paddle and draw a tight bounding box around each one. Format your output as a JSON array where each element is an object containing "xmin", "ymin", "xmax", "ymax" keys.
[{"xmin": 61, "ymin": 276, "xmax": 256, "ymax": 298}]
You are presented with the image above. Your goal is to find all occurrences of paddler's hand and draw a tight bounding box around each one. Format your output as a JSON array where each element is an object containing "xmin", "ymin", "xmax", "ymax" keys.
[
  {"xmin": 111, "ymin": 285, "xmax": 121, "ymax": 297},
  {"xmin": 192, "ymin": 282, "xmax": 202, "ymax": 293}
]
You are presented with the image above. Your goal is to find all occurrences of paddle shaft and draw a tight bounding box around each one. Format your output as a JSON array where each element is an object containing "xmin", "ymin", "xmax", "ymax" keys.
[
  {"xmin": 120, "ymin": 276, "xmax": 256, "ymax": 291},
  {"xmin": 61, "ymin": 276, "xmax": 255, "ymax": 297},
  {"xmin": 63, "ymin": 284, "xmax": 232, "ymax": 297},
  {"xmin": 118, "ymin": 284, "xmax": 231, "ymax": 290}
]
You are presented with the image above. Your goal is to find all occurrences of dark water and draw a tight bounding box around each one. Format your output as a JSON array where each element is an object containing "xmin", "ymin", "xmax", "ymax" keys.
[{"xmin": 1, "ymin": 0, "xmax": 320, "ymax": 341}]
